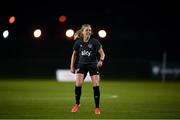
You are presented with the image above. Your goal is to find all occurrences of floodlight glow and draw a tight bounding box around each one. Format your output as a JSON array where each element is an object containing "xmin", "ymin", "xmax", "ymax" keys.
[
  {"xmin": 98, "ymin": 30, "xmax": 107, "ymax": 38},
  {"xmin": 33, "ymin": 29, "xmax": 41, "ymax": 38},
  {"xmin": 59, "ymin": 15, "xmax": 67, "ymax": 23},
  {"xmin": 3, "ymin": 30, "xmax": 9, "ymax": 39},
  {"xmin": 66, "ymin": 29, "xmax": 74, "ymax": 38},
  {"xmin": 9, "ymin": 16, "xmax": 15, "ymax": 24}
]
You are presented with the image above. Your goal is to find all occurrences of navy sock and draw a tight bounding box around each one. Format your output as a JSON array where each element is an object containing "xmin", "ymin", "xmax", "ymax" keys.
[
  {"xmin": 75, "ymin": 86, "xmax": 81, "ymax": 105},
  {"xmin": 93, "ymin": 86, "xmax": 100, "ymax": 108}
]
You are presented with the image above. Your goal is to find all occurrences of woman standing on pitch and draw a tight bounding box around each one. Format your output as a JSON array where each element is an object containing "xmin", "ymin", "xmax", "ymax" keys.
[{"xmin": 70, "ymin": 24, "xmax": 105, "ymax": 115}]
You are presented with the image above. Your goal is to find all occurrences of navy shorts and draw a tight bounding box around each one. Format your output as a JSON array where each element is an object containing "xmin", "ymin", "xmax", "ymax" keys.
[{"xmin": 76, "ymin": 63, "xmax": 100, "ymax": 76}]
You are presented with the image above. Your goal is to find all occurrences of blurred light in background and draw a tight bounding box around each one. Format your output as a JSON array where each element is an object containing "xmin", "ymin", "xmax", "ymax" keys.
[
  {"xmin": 98, "ymin": 29, "xmax": 107, "ymax": 38},
  {"xmin": 65, "ymin": 29, "xmax": 74, "ymax": 38},
  {"xmin": 59, "ymin": 15, "xmax": 67, "ymax": 23},
  {"xmin": 33, "ymin": 29, "xmax": 42, "ymax": 38},
  {"xmin": 3, "ymin": 30, "xmax": 9, "ymax": 39},
  {"xmin": 9, "ymin": 16, "xmax": 15, "ymax": 24}
]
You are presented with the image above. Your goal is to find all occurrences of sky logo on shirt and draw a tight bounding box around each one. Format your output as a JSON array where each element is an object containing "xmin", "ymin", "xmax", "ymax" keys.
[{"xmin": 81, "ymin": 50, "xmax": 91, "ymax": 56}]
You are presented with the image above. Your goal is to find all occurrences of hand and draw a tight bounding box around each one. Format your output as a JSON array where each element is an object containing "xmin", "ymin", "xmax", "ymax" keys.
[
  {"xmin": 97, "ymin": 61, "xmax": 103, "ymax": 68},
  {"xmin": 70, "ymin": 67, "xmax": 75, "ymax": 74}
]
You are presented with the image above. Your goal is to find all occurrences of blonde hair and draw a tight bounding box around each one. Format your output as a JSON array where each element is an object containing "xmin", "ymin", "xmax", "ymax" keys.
[{"xmin": 74, "ymin": 24, "xmax": 91, "ymax": 40}]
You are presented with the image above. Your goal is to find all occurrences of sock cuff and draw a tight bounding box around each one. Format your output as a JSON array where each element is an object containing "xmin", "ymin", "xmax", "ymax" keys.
[
  {"xmin": 93, "ymin": 86, "xmax": 99, "ymax": 89},
  {"xmin": 75, "ymin": 86, "xmax": 82, "ymax": 89}
]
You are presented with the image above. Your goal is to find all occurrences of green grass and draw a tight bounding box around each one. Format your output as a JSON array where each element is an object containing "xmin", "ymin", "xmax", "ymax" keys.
[{"xmin": 0, "ymin": 79, "xmax": 180, "ymax": 119}]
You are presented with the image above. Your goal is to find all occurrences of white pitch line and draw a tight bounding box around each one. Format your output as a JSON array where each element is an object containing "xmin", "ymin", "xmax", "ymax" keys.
[{"xmin": 109, "ymin": 95, "xmax": 118, "ymax": 99}]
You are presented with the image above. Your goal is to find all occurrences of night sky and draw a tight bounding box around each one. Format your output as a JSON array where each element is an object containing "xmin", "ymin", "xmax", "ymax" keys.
[{"xmin": 0, "ymin": 1, "xmax": 180, "ymax": 76}]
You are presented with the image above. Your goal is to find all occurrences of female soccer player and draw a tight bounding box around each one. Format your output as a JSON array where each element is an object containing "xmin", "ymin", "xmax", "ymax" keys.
[{"xmin": 70, "ymin": 24, "xmax": 105, "ymax": 115}]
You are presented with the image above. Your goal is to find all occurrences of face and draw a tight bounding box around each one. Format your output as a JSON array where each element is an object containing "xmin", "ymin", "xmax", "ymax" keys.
[{"xmin": 82, "ymin": 26, "xmax": 92, "ymax": 38}]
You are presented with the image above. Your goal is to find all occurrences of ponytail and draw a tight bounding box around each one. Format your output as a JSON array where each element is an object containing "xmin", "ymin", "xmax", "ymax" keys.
[{"xmin": 74, "ymin": 29, "xmax": 82, "ymax": 40}]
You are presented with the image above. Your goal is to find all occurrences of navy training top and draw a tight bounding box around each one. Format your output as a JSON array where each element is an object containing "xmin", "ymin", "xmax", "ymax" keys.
[{"xmin": 73, "ymin": 37, "xmax": 102, "ymax": 64}]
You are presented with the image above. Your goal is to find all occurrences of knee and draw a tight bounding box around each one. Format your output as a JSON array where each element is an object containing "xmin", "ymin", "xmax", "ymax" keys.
[
  {"xmin": 91, "ymin": 75, "xmax": 100, "ymax": 86},
  {"xmin": 76, "ymin": 79, "xmax": 84, "ymax": 86},
  {"xmin": 92, "ymin": 80, "xmax": 100, "ymax": 86}
]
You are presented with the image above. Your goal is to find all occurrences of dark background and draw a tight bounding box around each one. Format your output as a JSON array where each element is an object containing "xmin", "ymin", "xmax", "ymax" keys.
[{"xmin": 0, "ymin": 1, "xmax": 180, "ymax": 79}]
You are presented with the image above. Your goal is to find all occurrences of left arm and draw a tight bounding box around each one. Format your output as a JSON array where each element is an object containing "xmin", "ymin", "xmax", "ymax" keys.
[{"xmin": 97, "ymin": 48, "xmax": 105, "ymax": 68}]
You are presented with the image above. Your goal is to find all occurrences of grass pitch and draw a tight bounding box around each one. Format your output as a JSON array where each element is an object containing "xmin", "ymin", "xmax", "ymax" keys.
[{"xmin": 0, "ymin": 79, "xmax": 180, "ymax": 119}]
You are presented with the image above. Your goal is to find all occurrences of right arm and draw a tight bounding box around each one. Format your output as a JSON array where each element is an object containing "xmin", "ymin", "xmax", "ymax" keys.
[{"xmin": 70, "ymin": 50, "xmax": 78, "ymax": 73}]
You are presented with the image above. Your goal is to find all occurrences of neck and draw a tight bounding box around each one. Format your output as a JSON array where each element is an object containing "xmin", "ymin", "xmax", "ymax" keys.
[{"xmin": 83, "ymin": 37, "xmax": 90, "ymax": 42}]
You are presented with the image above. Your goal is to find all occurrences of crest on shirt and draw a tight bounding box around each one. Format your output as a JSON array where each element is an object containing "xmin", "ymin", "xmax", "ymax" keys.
[{"xmin": 88, "ymin": 44, "xmax": 92, "ymax": 48}]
